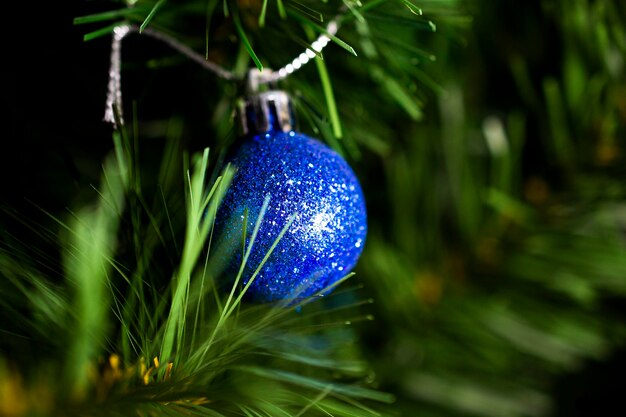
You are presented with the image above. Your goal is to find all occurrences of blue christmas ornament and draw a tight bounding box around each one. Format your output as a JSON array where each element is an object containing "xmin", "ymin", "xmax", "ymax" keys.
[{"xmin": 215, "ymin": 86, "xmax": 367, "ymax": 302}]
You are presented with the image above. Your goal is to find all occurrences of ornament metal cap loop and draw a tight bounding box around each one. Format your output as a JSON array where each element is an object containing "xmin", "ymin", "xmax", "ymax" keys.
[{"xmin": 238, "ymin": 69, "xmax": 296, "ymax": 136}]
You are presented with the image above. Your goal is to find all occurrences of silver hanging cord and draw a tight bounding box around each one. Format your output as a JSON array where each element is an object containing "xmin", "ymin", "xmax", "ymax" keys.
[
  {"xmin": 267, "ymin": 20, "xmax": 340, "ymax": 83},
  {"xmin": 103, "ymin": 24, "xmax": 241, "ymax": 125},
  {"xmin": 104, "ymin": 25, "xmax": 130, "ymax": 125},
  {"xmin": 104, "ymin": 14, "xmax": 343, "ymax": 126},
  {"xmin": 140, "ymin": 26, "xmax": 241, "ymax": 81}
]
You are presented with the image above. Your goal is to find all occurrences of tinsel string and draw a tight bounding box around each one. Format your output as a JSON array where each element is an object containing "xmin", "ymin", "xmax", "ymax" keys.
[
  {"xmin": 103, "ymin": 12, "xmax": 343, "ymax": 126},
  {"xmin": 104, "ymin": 25, "xmax": 130, "ymax": 126},
  {"xmin": 266, "ymin": 20, "xmax": 340, "ymax": 82}
]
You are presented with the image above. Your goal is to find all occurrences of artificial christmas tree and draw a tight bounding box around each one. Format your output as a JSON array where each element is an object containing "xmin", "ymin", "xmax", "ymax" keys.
[{"xmin": 2, "ymin": 0, "xmax": 625, "ymax": 416}]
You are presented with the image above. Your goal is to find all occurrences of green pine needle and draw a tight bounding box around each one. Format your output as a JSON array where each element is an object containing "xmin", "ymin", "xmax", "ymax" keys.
[
  {"xmin": 238, "ymin": 367, "xmax": 395, "ymax": 404},
  {"xmin": 226, "ymin": 212, "xmax": 297, "ymax": 317},
  {"xmin": 205, "ymin": 0, "xmax": 220, "ymax": 59},
  {"xmin": 73, "ymin": 7, "xmax": 147, "ymax": 25},
  {"xmin": 140, "ymin": 0, "xmax": 168, "ymax": 33},
  {"xmin": 311, "ymin": 47, "xmax": 343, "ymax": 139},
  {"xmin": 233, "ymin": 8, "xmax": 263, "ymax": 71},
  {"xmin": 276, "ymin": 0, "xmax": 287, "ymax": 20},
  {"xmin": 258, "ymin": 0, "xmax": 269, "ymax": 27},
  {"xmin": 82, "ymin": 23, "xmax": 119, "ymax": 41},
  {"xmin": 371, "ymin": 66, "xmax": 423, "ymax": 121},
  {"xmin": 399, "ymin": 0, "xmax": 423, "ymax": 16},
  {"xmin": 287, "ymin": 1, "xmax": 323, "ymax": 23},
  {"xmin": 290, "ymin": 11, "xmax": 357, "ymax": 56},
  {"xmin": 64, "ymin": 154, "xmax": 126, "ymax": 398}
]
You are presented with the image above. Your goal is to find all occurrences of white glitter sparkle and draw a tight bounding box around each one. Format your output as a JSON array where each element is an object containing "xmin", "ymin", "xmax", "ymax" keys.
[{"xmin": 310, "ymin": 212, "xmax": 334, "ymax": 234}]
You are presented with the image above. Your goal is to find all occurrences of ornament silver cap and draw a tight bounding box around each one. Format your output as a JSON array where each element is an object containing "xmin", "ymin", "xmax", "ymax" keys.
[{"xmin": 238, "ymin": 69, "xmax": 296, "ymax": 136}]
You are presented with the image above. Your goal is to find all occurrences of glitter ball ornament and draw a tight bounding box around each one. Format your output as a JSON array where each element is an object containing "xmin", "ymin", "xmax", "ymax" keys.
[{"xmin": 215, "ymin": 89, "xmax": 367, "ymax": 302}]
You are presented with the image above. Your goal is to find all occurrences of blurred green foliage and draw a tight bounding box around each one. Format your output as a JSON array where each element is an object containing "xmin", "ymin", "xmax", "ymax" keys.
[{"xmin": 360, "ymin": 0, "xmax": 626, "ymax": 415}]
